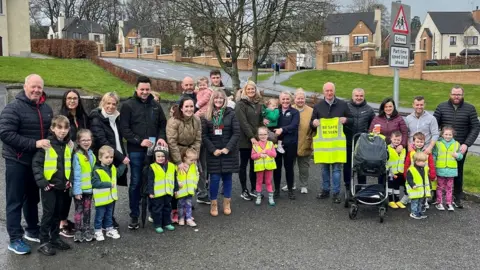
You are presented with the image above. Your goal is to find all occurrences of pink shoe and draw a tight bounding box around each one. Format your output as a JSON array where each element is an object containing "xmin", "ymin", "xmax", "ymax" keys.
[{"xmin": 171, "ymin": 210, "xmax": 178, "ymax": 224}]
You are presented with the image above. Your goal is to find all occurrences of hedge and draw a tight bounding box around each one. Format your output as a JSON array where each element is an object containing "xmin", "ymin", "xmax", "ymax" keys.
[{"xmin": 31, "ymin": 39, "xmax": 98, "ymax": 59}]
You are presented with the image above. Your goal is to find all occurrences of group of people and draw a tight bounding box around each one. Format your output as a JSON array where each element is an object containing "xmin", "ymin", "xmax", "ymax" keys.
[{"xmin": 1, "ymin": 70, "xmax": 478, "ymax": 256}]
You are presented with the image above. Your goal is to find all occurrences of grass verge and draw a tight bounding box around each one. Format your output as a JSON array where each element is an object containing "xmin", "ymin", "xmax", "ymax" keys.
[
  {"xmin": 464, "ymin": 154, "xmax": 480, "ymax": 194},
  {"xmin": 0, "ymin": 57, "xmax": 178, "ymax": 100},
  {"xmin": 281, "ymin": 70, "xmax": 480, "ymax": 110},
  {"xmin": 257, "ymin": 73, "xmax": 273, "ymax": 81}
]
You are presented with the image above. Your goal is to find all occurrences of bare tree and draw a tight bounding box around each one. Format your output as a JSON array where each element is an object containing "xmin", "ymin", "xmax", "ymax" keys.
[{"xmin": 30, "ymin": 0, "xmax": 62, "ymax": 27}]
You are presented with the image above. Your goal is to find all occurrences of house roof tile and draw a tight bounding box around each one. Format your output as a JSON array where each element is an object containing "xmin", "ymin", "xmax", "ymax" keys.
[
  {"xmin": 324, "ymin": 12, "xmax": 376, "ymax": 35},
  {"xmin": 429, "ymin": 12, "xmax": 480, "ymax": 34}
]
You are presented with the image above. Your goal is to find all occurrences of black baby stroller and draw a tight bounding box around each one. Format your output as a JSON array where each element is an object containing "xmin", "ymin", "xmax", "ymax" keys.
[{"xmin": 347, "ymin": 133, "xmax": 389, "ymax": 223}]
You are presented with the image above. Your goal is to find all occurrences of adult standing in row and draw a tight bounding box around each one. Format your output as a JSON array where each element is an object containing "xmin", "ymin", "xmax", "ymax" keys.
[
  {"xmin": 202, "ymin": 90, "xmax": 240, "ymax": 216},
  {"xmin": 120, "ymin": 76, "xmax": 167, "ymax": 230},
  {"xmin": 167, "ymin": 97, "xmax": 202, "ymax": 222},
  {"xmin": 405, "ymin": 96, "xmax": 439, "ymax": 152},
  {"xmin": 369, "ymin": 97, "xmax": 408, "ymax": 146},
  {"xmin": 90, "ymin": 92, "xmax": 130, "ymax": 227},
  {"xmin": 291, "ymin": 89, "xmax": 313, "ymax": 194},
  {"xmin": 0, "ymin": 74, "xmax": 53, "ymax": 254},
  {"xmin": 235, "ymin": 81, "xmax": 263, "ymax": 200},
  {"xmin": 434, "ymin": 86, "xmax": 480, "ymax": 208},
  {"xmin": 273, "ymin": 92, "xmax": 299, "ymax": 199},
  {"xmin": 311, "ymin": 82, "xmax": 352, "ymax": 204},
  {"xmin": 58, "ymin": 89, "xmax": 90, "ymax": 237},
  {"xmin": 344, "ymin": 88, "xmax": 375, "ymax": 188}
]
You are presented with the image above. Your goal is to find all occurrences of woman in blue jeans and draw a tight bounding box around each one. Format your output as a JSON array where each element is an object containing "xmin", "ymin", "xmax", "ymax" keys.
[{"xmin": 201, "ymin": 90, "xmax": 240, "ymax": 216}]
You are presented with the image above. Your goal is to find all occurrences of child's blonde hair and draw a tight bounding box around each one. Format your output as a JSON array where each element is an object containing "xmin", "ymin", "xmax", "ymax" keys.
[
  {"xmin": 197, "ymin": 76, "xmax": 209, "ymax": 86},
  {"xmin": 257, "ymin": 126, "xmax": 269, "ymax": 136},
  {"xmin": 441, "ymin": 125, "xmax": 456, "ymax": 137},
  {"xmin": 266, "ymin": 98, "xmax": 278, "ymax": 107},
  {"xmin": 182, "ymin": 148, "xmax": 198, "ymax": 160},
  {"xmin": 98, "ymin": 145, "xmax": 114, "ymax": 159},
  {"xmin": 413, "ymin": 152, "xmax": 428, "ymax": 162},
  {"xmin": 76, "ymin": 129, "xmax": 92, "ymax": 142},
  {"xmin": 51, "ymin": 115, "xmax": 70, "ymax": 130}
]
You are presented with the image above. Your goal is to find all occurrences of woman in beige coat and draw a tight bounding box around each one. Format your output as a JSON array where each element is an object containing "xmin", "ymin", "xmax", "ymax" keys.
[{"xmin": 166, "ymin": 97, "xmax": 202, "ymax": 222}]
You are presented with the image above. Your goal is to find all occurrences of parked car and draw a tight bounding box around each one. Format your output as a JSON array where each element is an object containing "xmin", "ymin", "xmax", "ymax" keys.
[{"xmin": 409, "ymin": 60, "xmax": 439, "ymax": 66}]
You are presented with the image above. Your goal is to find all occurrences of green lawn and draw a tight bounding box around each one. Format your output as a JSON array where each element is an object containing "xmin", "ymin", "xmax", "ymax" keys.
[
  {"xmin": 257, "ymin": 73, "xmax": 273, "ymax": 81},
  {"xmin": 464, "ymin": 154, "xmax": 480, "ymax": 194},
  {"xmin": 0, "ymin": 57, "xmax": 178, "ymax": 100},
  {"xmin": 281, "ymin": 70, "xmax": 480, "ymax": 110}
]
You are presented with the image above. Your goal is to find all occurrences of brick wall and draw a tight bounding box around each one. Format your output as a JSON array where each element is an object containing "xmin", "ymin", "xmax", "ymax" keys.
[
  {"xmin": 369, "ymin": 65, "xmax": 416, "ymax": 78},
  {"xmin": 327, "ymin": 60, "xmax": 363, "ymax": 73},
  {"xmin": 422, "ymin": 69, "xmax": 480, "ymax": 85}
]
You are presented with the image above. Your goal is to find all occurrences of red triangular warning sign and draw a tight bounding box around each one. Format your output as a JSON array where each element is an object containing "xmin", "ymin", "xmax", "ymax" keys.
[{"xmin": 392, "ymin": 6, "xmax": 409, "ymax": 34}]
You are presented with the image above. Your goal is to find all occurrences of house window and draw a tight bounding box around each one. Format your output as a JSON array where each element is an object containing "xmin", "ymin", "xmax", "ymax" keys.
[
  {"xmin": 423, "ymin": 39, "xmax": 426, "ymax": 50},
  {"xmin": 352, "ymin": 53, "xmax": 361, "ymax": 60},
  {"xmin": 465, "ymin": 36, "xmax": 478, "ymax": 45},
  {"xmin": 353, "ymin": 36, "xmax": 368, "ymax": 46},
  {"xmin": 94, "ymin": 35, "xmax": 100, "ymax": 42},
  {"xmin": 300, "ymin": 48, "xmax": 306, "ymax": 54},
  {"xmin": 450, "ymin": 53, "xmax": 456, "ymax": 58},
  {"xmin": 128, "ymin": 38, "xmax": 136, "ymax": 45},
  {"xmin": 450, "ymin": 36, "xmax": 457, "ymax": 46},
  {"xmin": 334, "ymin": 37, "xmax": 340, "ymax": 46},
  {"xmin": 148, "ymin": 39, "xmax": 153, "ymax": 46},
  {"xmin": 73, "ymin": 33, "xmax": 82, "ymax": 39}
]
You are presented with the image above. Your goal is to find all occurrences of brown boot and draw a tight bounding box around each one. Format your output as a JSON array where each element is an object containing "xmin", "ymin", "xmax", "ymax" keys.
[
  {"xmin": 223, "ymin": 198, "xmax": 231, "ymax": 215},
  {"xmin": 210, "ymin": 200, "xmax": 218, "ymax": 217}
]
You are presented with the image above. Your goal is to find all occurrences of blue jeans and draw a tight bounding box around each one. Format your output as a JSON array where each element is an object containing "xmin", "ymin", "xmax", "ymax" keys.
[
  {"xmin": 322, "ymin": 163, "xmax": 342, "ymax": 194},
  {"xmin": 210, "ymin": 173, "xmax": 233, "ymax": 200},
  {"xmin": 5, "ymin": 160, "xmax": 40, "ymax": 243},
  {"xmin": 129, "ymin": 152, "xmax": 145, "ymax": 218},
  {"xmin": 94, "ymin": 203, "xmax": 114, "ymax": 231},
  {"xmin": 410, "ymin": 198, "xmax": 425, "ymax": 216}
]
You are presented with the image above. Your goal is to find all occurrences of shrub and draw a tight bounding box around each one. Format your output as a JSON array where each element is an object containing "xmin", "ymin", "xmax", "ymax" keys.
[{"xmin": 31, "ymin": 39, "xmax": 98, "ymax": 59}]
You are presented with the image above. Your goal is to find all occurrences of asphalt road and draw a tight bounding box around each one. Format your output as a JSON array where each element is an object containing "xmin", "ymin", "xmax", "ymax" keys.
[{"xmin": 0, "ymin": 153, "xmax": 479, "ymax": 269}]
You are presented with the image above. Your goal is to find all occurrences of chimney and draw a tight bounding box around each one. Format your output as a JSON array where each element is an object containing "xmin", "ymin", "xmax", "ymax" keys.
[
  {"xmin": 374, "ymin": 6, "xmax": 382, "ymax": 57},
  {"xmin": 57, "ymin": 16, "xmax": 65, "ymax": 39},
  {"xmin": 473, "ymin": 6, "xmax": 480, "ymax": 23}
]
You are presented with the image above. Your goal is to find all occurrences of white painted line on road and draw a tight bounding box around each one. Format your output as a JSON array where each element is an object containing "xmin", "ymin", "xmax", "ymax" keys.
[{"xmin": 132, "ymin": 69, "xmax": 142, "ymax": 73}]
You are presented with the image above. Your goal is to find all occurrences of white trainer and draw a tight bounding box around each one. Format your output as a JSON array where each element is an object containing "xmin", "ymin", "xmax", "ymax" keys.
[
  {"xmin": 435, "ymin": 204, "xmax": 445, "ymax": 211},
  {"xmin": 281, "ymin": 185, "xmax": 296, "ymax": 192},
  {"xmin": 301, "ymin": 187, "xmax": 308, "ymax": 194},
  {"xmin": 106, "ymin": 229, "xmax": 121, "ymax": 239},
  {"xmin": 95, "ymin": 231, "xmax": 104, "ymax": 241}
]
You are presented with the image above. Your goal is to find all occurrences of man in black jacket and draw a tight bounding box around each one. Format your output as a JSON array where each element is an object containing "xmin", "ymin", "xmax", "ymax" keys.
[
  {"xmin": 344, "ymin": 88, "xmax": 375, "ymax": 190},
  {"xmin": 0, "ymin": 74, "xmax": 53, "ymax": 254},
  {"xmin": 120, "ymin": 76, "xmax": 167, "ymax": 229},
  {"xmin": 433, "ymin": 86, "xmax": 480, "ymax": 208},
  {"xmin": 310, "ymin": 82, "xmax": 353, "ymax": 204}
]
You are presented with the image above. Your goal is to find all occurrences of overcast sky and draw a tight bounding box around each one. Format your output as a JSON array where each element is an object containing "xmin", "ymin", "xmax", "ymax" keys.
[{"xmin": 337, "ymin": 0, "xmax": 479, "ymax": 21}]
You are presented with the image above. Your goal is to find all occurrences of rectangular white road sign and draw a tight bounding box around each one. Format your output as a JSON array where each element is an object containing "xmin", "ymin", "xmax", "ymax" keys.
[
  {"xmin": 394, "ymin": 34, "xmax": 407, "ymax": 45},
  {"xmin": 389, "ymin": 46, "xmax": 410, "ymax": 68}
]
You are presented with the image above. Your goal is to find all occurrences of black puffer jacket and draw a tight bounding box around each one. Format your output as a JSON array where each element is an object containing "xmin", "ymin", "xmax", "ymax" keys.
[
  {"xmin": 120, "ymin": 93, "xmax": 167, "ymax": 153},
  {"xmin": 434, "ymin": 99, "xmax": 480, "ymax": 146},
  {"xmin": 61, "ymin": 112, "xmax": 89, "ymax": 141},
  {"xmin": 0, "ymin": 91, "xmax": 53, "ymax": 165},
  {"xmin": 89, "ymin": 108, "xmax": 126, "ymax": 165},
  {"xmin": 310, "ymin": 97, "xmax": 353, "ymax": 131},
  {"xmin": 32, "ymin": 135, "xmax": 71, "ymax": 190},
  {"xmin": 344, "ymin": 99, "xmax": 375, "ymax": 144},
  {"xmin": 202, "ymin": 108, "xmax": 240, "ymax": 173},
  {"xmin": 235, "ymin": 98, "xmax": 262, "ymax": 149}
]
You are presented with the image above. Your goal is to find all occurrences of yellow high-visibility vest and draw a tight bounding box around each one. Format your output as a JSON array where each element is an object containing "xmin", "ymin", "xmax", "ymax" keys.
[
  {"xmin": 253, "ymin": 141, "xmax": 277, "ymax": 172},
  {"xmin": 313, "ymin": 117, "xmax": 346, "ymax": 164},
  {"xmin": 77, "ymin": 152, "xmax": 96, "ymax": 191},
  {"xmin": 44, "ymin": 146, "xmax": 72, "ymax": 181},
  {"xmin": 150, "ymin": 162, "xmax": 175, "ymax": 198},
  {"xmin": 435, "ymin": 141, "xmax": 460, "ymax": 169},
  {"xmin": 406, "ymin": 166, "xmax": 431, "ymax": 199},
  {"xmin": 176, "ymin": 164, "xmax": 199, "ymax": 199},
  {"xmin": 387, "ymin": 145, "xmax": 406, "ymax": 174},
  {"xmin": 93, "ymin": 166, "xmax": 118, "ymax": 207}
]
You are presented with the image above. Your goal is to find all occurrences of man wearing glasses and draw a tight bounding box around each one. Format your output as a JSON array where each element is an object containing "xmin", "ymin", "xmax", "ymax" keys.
[{"xmin": 433, "ymin": 86, "xmax": 480, "ymax": 208}]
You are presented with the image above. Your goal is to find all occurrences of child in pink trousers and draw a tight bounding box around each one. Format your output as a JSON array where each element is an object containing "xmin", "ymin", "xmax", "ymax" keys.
[{"xmin": 251, "ymin": 126, "xmax": 277, "ymax": 206}]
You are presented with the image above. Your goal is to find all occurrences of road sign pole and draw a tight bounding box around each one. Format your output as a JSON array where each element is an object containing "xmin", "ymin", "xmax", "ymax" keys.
[{"xmin": 393, "ymin": 68, "xmax": 400, "ymax": 106}]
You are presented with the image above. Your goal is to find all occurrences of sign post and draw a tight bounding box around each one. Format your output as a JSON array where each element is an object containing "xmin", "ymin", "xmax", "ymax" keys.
[{"xmin": 389, "ymin": 1, "xmax": 411, "ymax": 107}]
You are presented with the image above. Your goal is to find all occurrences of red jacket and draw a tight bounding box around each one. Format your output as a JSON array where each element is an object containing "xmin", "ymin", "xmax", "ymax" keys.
[{"xmin": 404, "ymin": 149, "xmax": 436, "ymax": 180}]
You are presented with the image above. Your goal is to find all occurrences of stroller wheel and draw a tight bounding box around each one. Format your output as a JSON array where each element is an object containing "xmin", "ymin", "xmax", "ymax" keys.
[
  {"xmin": 379, "ymin": 207, "xmax": 386, "ymax": 223},
  {"xmin": 349, "ymin": 204, "xmax": 358, "ymax": 220}
]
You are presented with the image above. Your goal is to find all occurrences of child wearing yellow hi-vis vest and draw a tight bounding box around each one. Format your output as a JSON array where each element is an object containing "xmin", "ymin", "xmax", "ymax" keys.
[
  {"xmin": 72, "ymin": 129, "xmax": 96, "ymax": 243},
  {"xmin": 175, "ymin": 148, "xmax": 199, "ymax": 227},
  {"xmin": 432, "ymin": 126, "xmax": 463, "ymax": 211},
  {"xmin": 32, "ymin": 115, "xmax": 73, "ymax": 256},
  {"xmin": 251, "ymin": 126, "xmax": 277, "ymax": 206},
  {"xmin": 386, "ymin": 131, "xmax": 407, "ymax": 209},
  {"xmin": 147, "ymin": 145, "xmax": 178, "ymax": 233},
  {"xmin": 91, "ymin": 145, "xmax": 126, "ymax": 241},
  {"xmin": 406, "ymin": 152, "xmax": 431, "ymax": 220}
]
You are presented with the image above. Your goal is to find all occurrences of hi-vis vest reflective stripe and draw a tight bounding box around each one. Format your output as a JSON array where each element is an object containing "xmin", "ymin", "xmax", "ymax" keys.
[
  {"xmin": 435, "ymin": 141, "xmax": 460, "ymax": 169},
  {"xmin": 406, "ymin": 166, "xmax": 431, "ymax": 199},
  {"xmin": 93, "ymin": 166, "xmax": 118, "ymax": 207},
  {"xmin": 387, "ymin": 145, "xmax": 406, "ymax": 174},
  {"xmin": 44, "ymin": 146, "xmax": 72, "ymax": 181},
  {"xmin": 313, "ymin": 117, "xmax": 346, "ymax": 164},
  {"xmin": 253, "ymin": 141, "xmax": 277, "ymax": 172},
  {"xmin": 77, "ymin": 152, "xmax": 96, "ymax": 191},
  {"xmin": 150, "ymin": 162, "xmax": 175, "ymax": 198},
  {"xmin": 176, "ymin": 164, "xmax": 199, "ymax": 199}
]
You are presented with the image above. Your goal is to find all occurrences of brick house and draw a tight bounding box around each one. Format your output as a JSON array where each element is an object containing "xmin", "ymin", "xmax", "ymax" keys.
[
  {"xmin": 415, "ymin": 9, "xmax": 480, "ymax": 59},
  {"xmin": 118, "ymin": 20, "xmax": 161, "ymax": 53},
  {"xmin": 0, "ymin": 0, "xmax": 31, "ymax": 56},
  {"xmin": 48, "ymin": 16, "xmax": 105, "ymax": 44},
  {"xmin": 323, "ymin": 8, "xmax": 382, "ymax": 61}
]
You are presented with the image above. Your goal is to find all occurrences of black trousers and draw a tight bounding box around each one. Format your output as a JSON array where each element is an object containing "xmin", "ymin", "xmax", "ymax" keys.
[
  {"xmin": 149, "ymin": 195, "xmax": 172, "ymax": 228},
  {"xmin": 40, "ymin": 189, "xmax": 64, "ymax": 243},
  {"xmin": 274, "ymin": 143, "xmax": 297, "ymax": 191},
  {"xmin": 344, "ymin": 144, "xmax": 367, "ymax": 186},
  {"xmin": 454, "ymin": 150, "xmax": 467, "ymax": 199},
  {"xmin": 239, "ymin": 148, "xmax": 256, "ymax": 192},
  {"xmin": 59, "ymin": 191, "xmax": 71, "ymax": 221}
]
